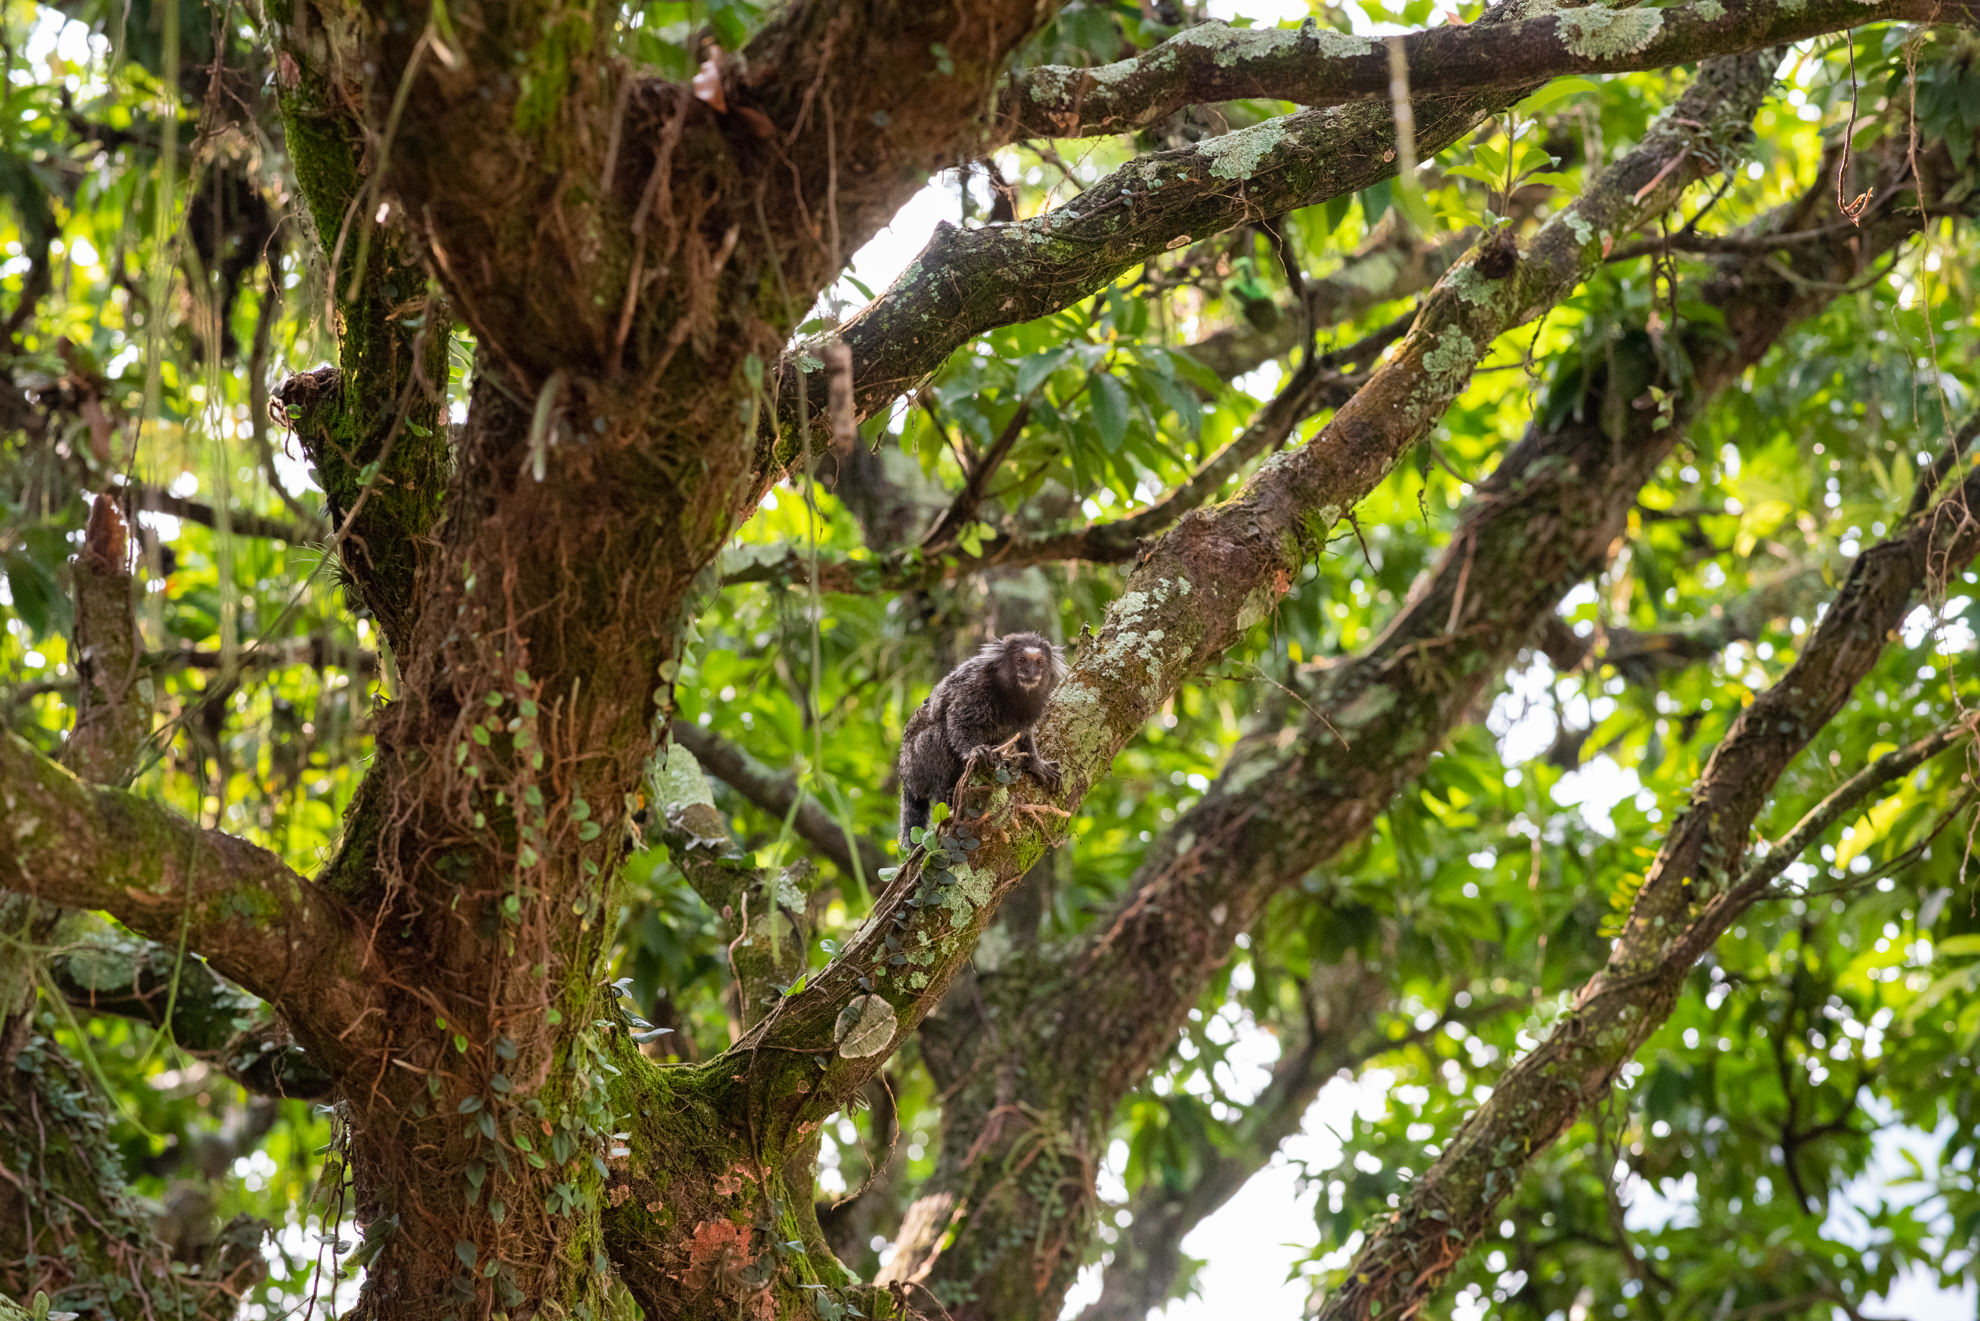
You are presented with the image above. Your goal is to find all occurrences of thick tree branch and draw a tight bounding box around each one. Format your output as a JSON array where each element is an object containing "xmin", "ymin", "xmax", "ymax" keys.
[
  {"xmin": 651, "ymin": 744, "xmax": 811, "ymax": 1030},
  {"xmin": 996, "ymin": 0, "xmax": 1965, "ymax": 140},
  {"xmin": 897, "ymin": 130, "xmax": 1942, "ymax": 1314},
  {"xmin": 669, "ymin": 720, "xmax": 886, "ymax": 882},
  {"xmin": 758, "ymin": 40, "xmax": 1525, "ymax": 488},
  {"xmin": 48, "ymin": 930, "xmax": 334, "ymax": 1100},
  {"xmin": 729, "ymin": 52, "xmax": 1774, "ymax": 1178},
  {"xmin": 0, "ymin": 731, "xmax": 369, "ymax": 1059},
  {"xmin": 755, "ymin": 0, "xmax": 1970, "ymax": 487},
  {"xmin": 1310, "ymin": 442, "xmax": 1980, "ymax": 1321}
]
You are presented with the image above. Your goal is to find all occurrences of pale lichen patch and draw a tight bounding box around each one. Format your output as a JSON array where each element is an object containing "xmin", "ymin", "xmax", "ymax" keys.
[
  {"xmin": 1555, "ymin": 6, "xmax": 1664, "ymax": 59},
  {"xmin": 1202, "ymin": 119, "xmax": 1288, "ymax": 180},
  {"xmin": 1334, "ymin": 684, "xmax": 1399, "ymax": 730},
  {"xmin": 1446, "ymin": 262, "xmax": 1502, "ymax": 308},
  {"xmin": 1421, "ymin": 326, "xmax": 1478, "ymax": 381},
  {"xmin": 944, "ymin": 861, "xmax": 996, "ymax": 928},
  {"xmin": 653, "ymin": 744, "xmax": 716, "ymax": 810}
]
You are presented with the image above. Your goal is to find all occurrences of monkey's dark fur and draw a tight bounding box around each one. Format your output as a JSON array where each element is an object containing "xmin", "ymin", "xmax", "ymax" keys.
[{"xmin": 898, "ymin": 632, "xmax": 1066, "ymax": 849}]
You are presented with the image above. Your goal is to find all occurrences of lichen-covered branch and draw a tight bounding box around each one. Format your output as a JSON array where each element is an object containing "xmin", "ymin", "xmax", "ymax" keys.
[
  {"xmin": 755, "ymin": 0, "xmax": 1968, "ymax": 488},
  {"xmin": 669, "ymin": 720, "xmax": 885, "ymax": 882},
  {"xmin": 996, "ymin": 0, "xmax": 1965, "ymax": 139},
  {"xmin": 651, "ymin": 744, "xmax": 812, "ymax": 1029},
  {"xmin": 1309, "ymin": 447, "xmax": 1980, "ymax": 1321},
  {"xmin": 725, "ymin": 51, "xmax": 1771, "ymax": 1220},
  {"xmin": 729, "ymin": 320, "xmax": 1397, "ymax": 593},
  {"xmin": 757, "ymin": 17, "xmax": 1530, "ymax": 488},
  {"xmin": 892, "ymin": 131, "xmax": 1941, "ymax": 1316},
  {"xmin": 0, "ymin": 730, "xmax": 368, "ymax": 1059},
  {"xmin": 47, "ymin": 930, "xmax": 333, "ymax": 1100}
]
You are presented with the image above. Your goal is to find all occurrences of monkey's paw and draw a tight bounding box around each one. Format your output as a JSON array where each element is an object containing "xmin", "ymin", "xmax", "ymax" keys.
[{"xmin": 1029, "ymin": 757, "xmax": 1063, "ymax": 794}]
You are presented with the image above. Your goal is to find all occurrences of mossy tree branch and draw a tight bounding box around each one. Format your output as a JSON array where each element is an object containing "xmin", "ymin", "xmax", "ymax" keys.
[
  {"xmin": 995, "ymin": 0, "xmax": 1970, "ymax": 139},
  {"xmin": 755, "ymin": 0, "xmax": 1970, "ymax": 488},
  {"xmin": 1310, "ymin": 448, "xmax": 1980, "ymax": 1321},
  {"xmin": 729, "ymin": 318, "xmax": 1401, "ymax": 593},
  {"xmin": 1, "ymin": 499, "xmax": 281, "ymax": 1318},
  {"xmin": 651, "ymin": 744, "xmax": 812, "ymax": 1031},
  {"xmin": 725, "ymin": 52, "xmax": 1773, "ymax": 1198},
  {"xmin": 669, "ymin": 720, "xmax": 886, "ymax": 882},
  {"xmin": 272, "ymin": 46, "xmax": 451, "ymax": 656},
  {"xmin": 0, "ymin": 731, "xmax": 375, "ymax": 1072},
  {"xmin": 884, "ymin": 128, "xmax": 1945, "ymax": 1315},
  {"xmin": 47, "ymin": 931, "xmax": 334, "ymax": 1101}
]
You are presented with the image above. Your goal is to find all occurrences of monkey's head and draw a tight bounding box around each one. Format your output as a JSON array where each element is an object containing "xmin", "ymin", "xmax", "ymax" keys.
[{"xmin": 991, "ymin": 632, "xmax": 1065, "ymax": 695}]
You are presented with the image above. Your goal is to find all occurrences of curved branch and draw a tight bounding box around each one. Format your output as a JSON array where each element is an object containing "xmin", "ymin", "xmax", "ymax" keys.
[
  {"xmin": 49, "ymin": 930, "xmax": 334, "ymax": 1100},
  {"xmin": 728, "ymin": 314, "xmax": 1406, "ymax": 593},
  {"xmin": 729, "ymin": 53, "xmax": 1778, "ymax": 1154},
  {"xmin": 996, "ymin": 0, "xmax": 1964, "ymax": 140},
  {"xmin": 757, "ymin": 55, "xmax": 1518, "ymax": 490},
  {"xmin": 754, "ymin": 0, "xmax": 1970, "ymax": 489},
  {"xmin": 0, "ymin": 730, "xmax": 365, "ymax": 1059},
  {"xmin": 898, "ymin": 128, "xmax": 1945, "ymax": 1309}
]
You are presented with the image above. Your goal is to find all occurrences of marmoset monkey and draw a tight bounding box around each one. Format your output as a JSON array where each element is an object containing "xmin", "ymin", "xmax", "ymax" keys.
[{"xmin": 897, "ymin": 632, "xmax": 1066, "ymax": 849}]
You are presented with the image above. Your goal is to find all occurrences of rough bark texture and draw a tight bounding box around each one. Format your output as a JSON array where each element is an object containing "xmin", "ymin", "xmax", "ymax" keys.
[
  {"xmin": 5, "ymin": 2, "xmax": 1972, "ymax": 1318},
  {"xmin": 996, "ymin": 0, "xmax": 1975, "ymax": 138},
  {"xmin": 1, "ymin": 498, "xmax": 272, "ymax": 1320},
  {"xmin": 878, "ymin": 124, "xmax": 1945, "ymax": 1318}
]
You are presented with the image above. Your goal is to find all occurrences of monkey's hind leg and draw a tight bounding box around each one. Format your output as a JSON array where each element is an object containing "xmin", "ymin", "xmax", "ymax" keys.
[{"xmin": 899, "ymin": 794, "xmax": 932, "ymax": 851}]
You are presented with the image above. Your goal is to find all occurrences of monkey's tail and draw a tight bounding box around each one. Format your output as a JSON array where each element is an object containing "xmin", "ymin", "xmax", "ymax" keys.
[{"xmin": 899, "ymin": 794, "xmax": 930, "ymax": 852}]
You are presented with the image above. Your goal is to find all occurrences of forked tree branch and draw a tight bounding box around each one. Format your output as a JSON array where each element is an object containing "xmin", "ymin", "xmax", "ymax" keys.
[
  {"xmin": 896, "ymin": 131, "xmax": 1946, "ymax": 1306},
  {"xmin": 48, "ymin": 930, "xmax": 334, "ymax": 1100},
  {"xmin": 754, "ymin": 0, "xmax": 1971, "ymax": 490},
  {"xmin": 728, "ymin": 316, "xmax": 1403, "ymax": 593}
]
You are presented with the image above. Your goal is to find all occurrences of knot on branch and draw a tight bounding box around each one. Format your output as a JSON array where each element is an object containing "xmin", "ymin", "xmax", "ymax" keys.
[{"xmin": 271, "ymin": 363, "xmax": 343, "ymax": 433}]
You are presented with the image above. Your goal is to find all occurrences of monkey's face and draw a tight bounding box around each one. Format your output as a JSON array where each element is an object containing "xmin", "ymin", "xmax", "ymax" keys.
[{"xmin": 1008, "ymin": 643, "xmax": 1055, "ymax": 692}]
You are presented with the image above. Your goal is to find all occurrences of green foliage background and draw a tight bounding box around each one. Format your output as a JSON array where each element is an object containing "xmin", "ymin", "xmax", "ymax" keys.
[{"xmin": 2, "ymin": 0, "xmax": 1978, "ymax": 1316}]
